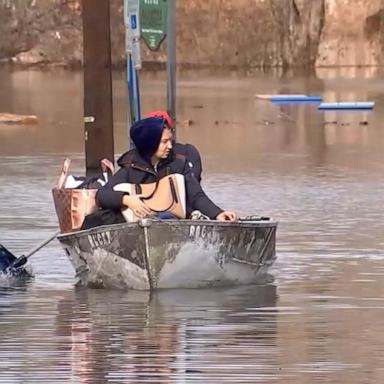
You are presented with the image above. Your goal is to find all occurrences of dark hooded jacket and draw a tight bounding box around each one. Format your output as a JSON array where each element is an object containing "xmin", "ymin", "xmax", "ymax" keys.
[
  {"xmin": 172, "ymin": 142, "xmax": 202, "ymax": 183},
  {"xmin": 96, "ymin": 148, "xmax": 222, "ymax": 219}
]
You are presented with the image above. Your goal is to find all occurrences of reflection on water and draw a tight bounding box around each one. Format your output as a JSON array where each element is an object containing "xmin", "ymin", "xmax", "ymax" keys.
[
  {"xmin": 61, "ymin": 286, "xmax": 277, "ymax": 383},
  {"xmin": 0, "ymin": 285, "xmax": 277, "ymax": 383},
  {"xmin": 2, "ymin": 67, "xmax": 384, "ymax": 382}
]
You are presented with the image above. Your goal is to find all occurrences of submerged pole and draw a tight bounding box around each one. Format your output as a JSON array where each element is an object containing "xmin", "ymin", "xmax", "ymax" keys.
[
  {"xmin": 166, "ymin": 0, "xmax": 176, "ymax": 135},
  {"xmin": 82, "ymin": 0, "xmax": 114, "ymax": 176}
]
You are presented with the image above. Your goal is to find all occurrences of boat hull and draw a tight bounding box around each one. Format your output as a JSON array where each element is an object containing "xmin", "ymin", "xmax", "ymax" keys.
[{"xmin": 57, "ymin": 218, "xmax": 277, "ymax": 290}]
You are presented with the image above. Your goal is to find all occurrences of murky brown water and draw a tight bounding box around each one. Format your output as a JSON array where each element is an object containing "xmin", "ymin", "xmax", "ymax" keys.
[{"xmin": 1, "ymin": 67, "xmax": 384, "ymax": 383}]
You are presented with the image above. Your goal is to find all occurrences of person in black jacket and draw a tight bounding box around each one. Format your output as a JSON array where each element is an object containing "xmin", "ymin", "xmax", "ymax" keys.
[
  {"xmin": 96, "ymin": 116, "xmax": 237, "ymax": 221},
  {"xmin": 144, "ymin": 110, "xmax": 202, "ymax": 183}
]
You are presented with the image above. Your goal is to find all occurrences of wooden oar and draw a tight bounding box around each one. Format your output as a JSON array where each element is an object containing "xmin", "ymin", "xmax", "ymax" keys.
[{"xmin": 0, "ymin": 231, "xmax": 60, "ymax": 274}]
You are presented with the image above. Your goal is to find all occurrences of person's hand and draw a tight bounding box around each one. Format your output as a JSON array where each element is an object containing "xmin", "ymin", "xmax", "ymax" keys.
[
  {"xmin": 216, "ymin": 211, "xmax": 238, "ymax": 222},
  {"xmin": 122, "ymin": 195, "xmax": 153, "ymax": 218}
]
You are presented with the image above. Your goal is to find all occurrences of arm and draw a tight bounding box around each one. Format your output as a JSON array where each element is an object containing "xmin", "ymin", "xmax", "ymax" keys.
[
  {"xmin": 184, "ymin": 164, "xmax": 238, "ymax": 221},
  {"xmin": 96, "ymin": 167, "xmax": 129, "ymax": 210},
  {"xmin": 96, "ymin": 167, "xmax": 153, "ymax": 217},
  {"xmin": 184, "ymin": 169, "xmax": 223, "ymax": 219}
]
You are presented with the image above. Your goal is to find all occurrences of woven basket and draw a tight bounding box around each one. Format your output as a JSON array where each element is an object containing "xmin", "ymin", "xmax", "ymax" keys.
[{"xmin": 52, "ymin": 188, "xmax": 98, "ymax": 233}]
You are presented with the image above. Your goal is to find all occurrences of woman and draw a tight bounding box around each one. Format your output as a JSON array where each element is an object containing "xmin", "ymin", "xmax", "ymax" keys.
[{"xmin": 96, "ymin": 116, "xmax": 237, "ymax": 221}]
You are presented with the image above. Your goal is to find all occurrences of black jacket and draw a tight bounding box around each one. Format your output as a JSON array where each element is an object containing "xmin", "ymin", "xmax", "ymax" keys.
[
  {"xmin": 172, "ymin": 142, "xmax": 202, "ymax": 183},
  {"xmin": 96, "ymin": 148, "xmax": 223, "ymax": 219}
]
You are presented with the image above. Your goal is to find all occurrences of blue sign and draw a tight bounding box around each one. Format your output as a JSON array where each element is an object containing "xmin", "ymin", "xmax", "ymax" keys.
[{"xmin": 131, "ymin": 14, "xmax": 137, "ymax": 30}]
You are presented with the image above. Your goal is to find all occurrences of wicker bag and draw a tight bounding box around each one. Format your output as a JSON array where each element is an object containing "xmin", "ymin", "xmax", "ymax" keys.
[{"xmin": 52, "ymin": 158, "xmax": 114, "ymax": 233}]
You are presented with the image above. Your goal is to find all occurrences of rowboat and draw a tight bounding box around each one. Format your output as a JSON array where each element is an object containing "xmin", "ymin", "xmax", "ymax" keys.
[{"xmin": 57, "ymin": 217, "xmax": 277, "ymax": 290}]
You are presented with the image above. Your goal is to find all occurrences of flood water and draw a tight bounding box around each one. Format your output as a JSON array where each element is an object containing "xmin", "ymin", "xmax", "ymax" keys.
[{"xmin": 1, "ymin": 66, "xmax": 384, "ymax": 383}]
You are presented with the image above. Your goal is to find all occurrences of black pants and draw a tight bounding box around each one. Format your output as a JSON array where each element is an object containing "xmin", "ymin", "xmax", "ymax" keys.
[{"xmin": 81, "ymin": 209, "xmax": 126, "ymax": 230}]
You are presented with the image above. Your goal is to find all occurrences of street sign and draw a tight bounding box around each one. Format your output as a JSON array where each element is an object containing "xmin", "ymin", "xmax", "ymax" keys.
[
  {"xmin": 124, "ymin": 0, "xmax": 140, "ymax": 52},
  {"xmin": 124, "ymin": 0, "xmax": 142, "ymax": 68},
  {"xmin": 140, "ymin": 0, "xmax": 168, "ymax": 51}
]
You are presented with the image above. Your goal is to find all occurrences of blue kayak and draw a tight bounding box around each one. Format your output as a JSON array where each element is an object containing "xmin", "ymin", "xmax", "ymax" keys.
[
  {"xmin": 270, "ymin": 95, "xmax": 322, "ymax": 102},
  {"xmin": 318, "ymin": 102, "xmax": 375, "ymax": 110}
]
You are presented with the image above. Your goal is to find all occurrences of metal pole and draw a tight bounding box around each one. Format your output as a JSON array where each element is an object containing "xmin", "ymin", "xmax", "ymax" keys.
[
  {"xmin": 124, "ymin": 0, "xmax": 141, "ymax": 148},
  {"xmin": 82, "ymin": 0, "xmax": 114, "ymax": 176},
  {"xmin": 134, "ymin": 69, "xmax": 141, "ymax": 121},
  {"xmin": 127, "ymin": 53, "xmax": 135, "ymax": 126},
  {"xmin": 166, "ymin": 0, "xmax": 176, "ymax": 135},
  {"xmin": 132, "ymin": 63, "xmax": 141, "ymax": 122}
]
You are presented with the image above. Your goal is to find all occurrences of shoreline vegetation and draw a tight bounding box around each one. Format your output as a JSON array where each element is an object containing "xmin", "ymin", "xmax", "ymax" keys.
[
  {"xmin": 1, "ymin": 61, "xmax": 384, "ymax": 72},
  {"xmin": 0, "ymin": 1, "xmax": 383, "ymax": 73}
]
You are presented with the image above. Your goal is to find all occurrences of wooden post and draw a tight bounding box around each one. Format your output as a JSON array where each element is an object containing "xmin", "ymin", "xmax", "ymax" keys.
[{"xmin": 82, "ymin": 0, "xmax": 114, "ymax": 176}]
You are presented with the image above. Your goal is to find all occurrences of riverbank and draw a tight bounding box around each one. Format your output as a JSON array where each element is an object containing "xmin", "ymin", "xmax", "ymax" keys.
[{"xmin": 0, "ymin": 0, "xmax": 383, "ymax": 72}]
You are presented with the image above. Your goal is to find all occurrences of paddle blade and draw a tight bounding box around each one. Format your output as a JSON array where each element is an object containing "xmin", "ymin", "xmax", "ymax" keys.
[
  {"xmin": 0, "ymin": 244, "xmax": 17, "ymax": 273},
  {"xmin": 9, "ymin": 255, "xmax": 28, "ymax": 270}
]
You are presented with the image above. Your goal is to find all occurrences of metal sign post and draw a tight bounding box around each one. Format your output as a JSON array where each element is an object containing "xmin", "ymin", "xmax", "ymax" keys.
[
  {"xmin": 166, "ymin": 0, "xmax": 176, "ymax": 136},
  {"xmin": 140, "ymin": 0, "xmax": 176, "ymax": 135},
  {"xmin": 124, "ymin": 0, "xmax": 142, "ymax": 147}
]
